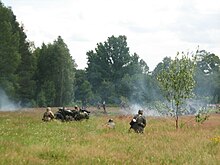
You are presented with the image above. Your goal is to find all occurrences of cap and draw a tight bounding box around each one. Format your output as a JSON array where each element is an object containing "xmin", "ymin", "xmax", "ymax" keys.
[
  {"xmin": 108, "ymin": 119, "xmax": 113, "ymax": 122},
  {"xmin": 138, "ymin": 110, "xmax": 143, "ymax": 114}
]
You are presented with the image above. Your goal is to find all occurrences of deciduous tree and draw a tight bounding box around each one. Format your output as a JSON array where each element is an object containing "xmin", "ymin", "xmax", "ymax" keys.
[{"xmin": 157, "ymin": 52, "xmax": 196, "ymax": 129}]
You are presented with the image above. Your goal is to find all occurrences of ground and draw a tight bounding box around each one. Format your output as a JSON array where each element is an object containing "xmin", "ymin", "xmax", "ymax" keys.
[{"xmin": 0, "ymin": 107, "xmax": 219, "ymax": 164}]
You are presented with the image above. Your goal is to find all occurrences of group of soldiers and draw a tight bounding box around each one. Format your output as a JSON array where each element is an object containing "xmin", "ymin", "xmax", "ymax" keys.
[
  {"xmin": 42, "ymin": 106, "xmax": 147, "ymax": 134},
  {"xmin": 105, "ymin": 109, "xmax": 147, "ymax": 133},
  {"xmin": 42, "ymin": 105, "xmax": 90, "ymax": 122}
]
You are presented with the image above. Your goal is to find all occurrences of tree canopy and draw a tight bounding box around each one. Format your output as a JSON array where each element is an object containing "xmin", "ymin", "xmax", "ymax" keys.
[
  {"xmin": 35, "ymin": 36, "xmax": 76, "ymax": 106},
  {"xmin": 157, "ymin": 52, "xmax": 196, "ymax": 128},
  {"xmin": 86, "ymin": 35, "xmax": 154, "ymax": 104},
  {"xmin": 0, "ymin": 1, "xmax": 219, "ymax": 110}
]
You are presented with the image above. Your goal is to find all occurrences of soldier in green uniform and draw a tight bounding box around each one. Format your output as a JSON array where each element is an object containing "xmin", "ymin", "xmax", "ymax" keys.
[{"xmin": 129, "ymin": 110, "xmax": 146, "ymax": 133}]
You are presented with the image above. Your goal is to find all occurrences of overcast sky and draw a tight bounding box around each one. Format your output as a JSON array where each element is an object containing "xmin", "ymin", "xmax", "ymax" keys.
[{"xmin": 3, "ymin": 0, "xmax": 220, "ymax": 71}]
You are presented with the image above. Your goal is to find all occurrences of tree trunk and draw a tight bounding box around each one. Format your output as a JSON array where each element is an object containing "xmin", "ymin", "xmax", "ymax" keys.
[
  {"xmin": 175, "ymin": 115, "xmax": 179, "ymax": 129},
  {"xmin": 59, "ymin": 68, "xmax": 64, "ymax": 105},
  {"xmin": 175, "ymin": 105, "xmax": 179, "ymax": 129}
]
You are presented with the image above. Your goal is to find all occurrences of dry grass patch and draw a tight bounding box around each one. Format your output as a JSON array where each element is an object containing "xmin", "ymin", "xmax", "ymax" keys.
[{"xmin": 0, "ymin": 108, "xmax": 219, "ymax": 164}]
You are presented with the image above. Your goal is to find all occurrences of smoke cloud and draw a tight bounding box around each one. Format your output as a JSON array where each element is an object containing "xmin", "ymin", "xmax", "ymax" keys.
[
  {"xmin": 0, "ymin": 88, "xmax": 20, "ymax": 111},
  {"xmin": 120, "ymin": 103, "xmax": 162, "ymax": 117}
]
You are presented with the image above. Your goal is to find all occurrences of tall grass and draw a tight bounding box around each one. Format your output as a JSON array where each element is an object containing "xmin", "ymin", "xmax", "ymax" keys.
[{"xmin": 0, "ymin": 108, "xmax": 219, "ymax": 165}]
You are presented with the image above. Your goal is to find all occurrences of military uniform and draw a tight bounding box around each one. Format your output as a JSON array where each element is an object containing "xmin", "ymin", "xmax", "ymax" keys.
[
  {"xmin": 42, "ymin": 107, "xmax": 55, "ymax": 122},
  {"xmin": 106, "ymin": 119, "xmax": 115, "ymax": 129},
  {"xmin": 130, "ymin": 110, "xmax": 146, "ymax": 133}
]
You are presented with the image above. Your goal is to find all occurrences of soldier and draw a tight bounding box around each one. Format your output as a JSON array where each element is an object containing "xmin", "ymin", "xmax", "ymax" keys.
[
  {"xmin": 97, "ymin": 101, "xmax": 101, "ymax": 109},
  {"xmin": 42, "ymin": 107, "xmax": 55, "ymax": 122},
  {"xmin": 106, "ymin": 119, "xmax": 115, "ymax": 129},
  {"xmin": 102, "ymin": 101, "xmax": 106, "ymax": 113},
  {"xmin": 129, "ymin": 110, "xmax": 146, "ymax": 133},
  {"xmin": 74, "ymin": 105, "xmax": 79, "ymax": 111}
]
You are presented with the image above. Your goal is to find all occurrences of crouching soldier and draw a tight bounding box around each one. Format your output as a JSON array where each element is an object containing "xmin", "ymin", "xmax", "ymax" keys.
[
  {"xmin": 106, "ymin": 119, "xmax": 115, "ymax": 129},
  {"xmin": 42, "ymin": 107, "xmax": 55, "ymax": 122},
  {"xmin": 74, "ymin": 108, "xmax": 90, "ymax": 120},
  {"xmin": 129, "ymin": 110, "xmax": 146, "ymax": 133}
]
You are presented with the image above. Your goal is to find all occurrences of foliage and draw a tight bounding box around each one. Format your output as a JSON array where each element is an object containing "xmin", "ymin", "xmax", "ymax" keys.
[
  {"xmin": 35, "ymin": 36, "xmax": 76, "ymax": 106},
  {"xmin": 86, "ymin": 35, "xmax": 155, "ymax": 104},
  {"xmin": 16, "ymin": 24, "xmax": 37, "ymax": 106},
  {"xmin": 0, "ymin": 1, "xmax": 219, "ymax": 108},
  {"xmin": 0, "ymin": 3, "xmax": 21, "ymax": 98},
  {"xmin": 157, "ymin": 52, "xmax": 196, "ymax": 128},
  {"xmin": 152, "ymin": 57, "xmax": 172, "ymax": 78},
  {"xmin": 74, "ymin": 69, "xmax": 93, "ymax": 106},
  {"xmin": 195, "ymin": 113, "xmax": 209, "ymax": 124},
  {"xmin": 195, "ymin": 108, "xmax": 210, "ymax": 124},
  {"xmin": 86, "ymin": 35, "xmax": 131, "ymax": 93},
  {"xmin": 194, "ymin": 50, "xmax": 220, "ymax": 103},
  {"xmin": 0, "ymin": 3, "xmax": 37, "ymax": 105}
]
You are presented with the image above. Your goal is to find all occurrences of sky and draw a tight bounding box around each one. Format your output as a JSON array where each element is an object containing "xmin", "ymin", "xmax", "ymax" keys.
[{"xmin": 2, "ymin": 0, "xmax": 220, "ymax": 71}]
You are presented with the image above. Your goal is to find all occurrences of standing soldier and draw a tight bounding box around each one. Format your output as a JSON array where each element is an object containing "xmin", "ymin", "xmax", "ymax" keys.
[
  {"xmin": 102, "ymin": 101, "xmax": 106, "ymax": 113},
  {"xmin": 42, "ymin": 107, "xmax": 55, "ymax": 122},
  {"xmin": 129, "ymin": 110, "xmax": 146, "ymax": 133}
]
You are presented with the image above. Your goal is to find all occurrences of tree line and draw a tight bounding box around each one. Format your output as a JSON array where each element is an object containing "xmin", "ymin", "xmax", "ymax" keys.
[{"xmin": 0, "ymin": 2, "xmax": 219, "ymax": 108}]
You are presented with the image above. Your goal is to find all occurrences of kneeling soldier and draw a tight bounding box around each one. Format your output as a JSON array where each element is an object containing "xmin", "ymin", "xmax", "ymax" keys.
[
  {"xmin": 129, "ymin": 110, "xmax": 146, "ymax": 133},
  {"xmin": 42, "ymin": 107, "xmax": 55, "ymax": 122}
]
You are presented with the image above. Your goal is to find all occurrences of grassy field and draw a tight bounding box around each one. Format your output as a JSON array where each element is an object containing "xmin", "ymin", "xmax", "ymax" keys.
[{"xmin": 0, "ymin": 107, "xmax": 219, "ymax": 165}]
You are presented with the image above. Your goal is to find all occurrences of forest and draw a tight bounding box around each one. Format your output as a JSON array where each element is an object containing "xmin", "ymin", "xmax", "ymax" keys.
[{"xmin": 0, "ymin": 1, "xmax": 219, "ymax": 110}]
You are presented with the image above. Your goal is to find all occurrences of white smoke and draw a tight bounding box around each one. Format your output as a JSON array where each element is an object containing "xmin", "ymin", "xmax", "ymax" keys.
[
  {"xmin": 120, "ymin": 103, "xmax": 162, "ymax": 116},
  {"xmin": 120, "ymin": 98, "xmax": 210, "ymax": 117},
  {"xmin": 184, "ymin": 99, "xmax": 209, "ymax": 115},
  {"xmin": 0, "ymin": 88, "xmax": 20, "ymax": 111}
]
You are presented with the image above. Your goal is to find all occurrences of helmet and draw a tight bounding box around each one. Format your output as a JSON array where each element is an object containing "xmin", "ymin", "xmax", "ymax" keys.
[
  {"xmin": 108, "ymin": 119, "xmax": 113, "ymax": 122},
  {"xmin": 138, "ymin": 110, "xmax": 143, "ymax": 114},
  {"xmin": 47, "ymin": 107, "xmax": 51, "ymax": 111}
]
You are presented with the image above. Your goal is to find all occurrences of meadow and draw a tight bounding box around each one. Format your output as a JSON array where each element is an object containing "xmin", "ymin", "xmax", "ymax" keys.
[{"xmin": 0, "ymin": 107, "xmax": 219, "ymax": 165}]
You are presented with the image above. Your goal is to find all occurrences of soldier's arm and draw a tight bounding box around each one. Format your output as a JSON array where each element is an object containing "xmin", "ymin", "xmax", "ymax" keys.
[
  {"xmin": 50, "ymin": 112, "xmax": 55, "ymax": 118},
  {"xmin": 142, "ymin": 117, "xmax": 147, "ymax": 127}
]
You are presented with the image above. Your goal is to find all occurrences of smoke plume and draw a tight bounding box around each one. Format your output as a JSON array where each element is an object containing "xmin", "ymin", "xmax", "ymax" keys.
[{"xmin": 0, "ymin": 88, "xmax": 20, "ymax": 111}]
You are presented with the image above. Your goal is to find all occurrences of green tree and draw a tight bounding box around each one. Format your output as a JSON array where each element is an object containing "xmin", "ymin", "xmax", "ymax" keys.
[
  {"xmin": 98, "ymin": 81, "xmax": 116, "ymax": 104},
  {"xmin": 74, "ymin": 69, "xmax": 93, "ymax": 106},
  {"xmin": 152, "ymin": 57, "xmax": 172, "ymax": 78},
  {"xmin": 86, "ymin": 35, "xmax": 151, "ymax": 103},
  {"xmin": 126, "ymin": 53, "xmax": 149, "ymax": 75},
  {"xmin": 36, "ymin": 36, "xmax": 76, "ymax": 106},
  {"xmin": 0, "ymin": 2, "xmax": 37, "ymax": 106},
  {"xmin": 53, "ymin": 36, "xmax": 76, "ymax": 105},
  {"xmin": 15, "ymin": 24, "xmax": 37, "ymax": 106},
  {"xmin": 157, "ymin": 52, "xmax": 196, "ymax": 129},
  {"xmin": 195, "ymin": 50, "xmax": 220, "ymax": 103},
  {"xmin": 0, "ymin": 3, "xmax": 20, "ymax": 99},
  {"xmin": 86, "ymin": 35, "xmax": 131, "ymax": 93},
  {"xmin": 117, "ymin": 74, "xmax": 132, "ymax": 99}
]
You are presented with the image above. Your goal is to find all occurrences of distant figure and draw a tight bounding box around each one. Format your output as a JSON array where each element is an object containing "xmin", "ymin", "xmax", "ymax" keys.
[
  {"xmin": 102, "ymin": 101, "xmax": 106, "ymax": 113},
  {"xmin": 120, "ymin": 101, "xmax": 126, "ymax": 109},
  {"xmin": 97, "ymin": 101, "xmax": 101, "ymax": 109},
  {"xmin": 42, "ymin": 107, "xmax": 55, "ymax": 122},
  {"xmin": 105, "ymin": 119, "xmax": 115, "ymax": 129},
  {"xmin": 129, "ymin": 110, "xmax": 146, "ymax": 133},
  {"xmin": 74, "ymin": 105, "xmax": 79, "ymax": 111}
]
